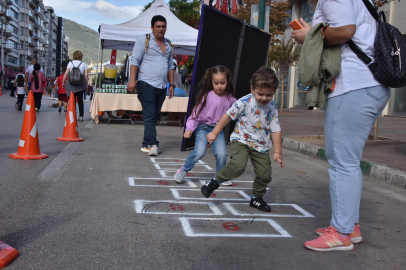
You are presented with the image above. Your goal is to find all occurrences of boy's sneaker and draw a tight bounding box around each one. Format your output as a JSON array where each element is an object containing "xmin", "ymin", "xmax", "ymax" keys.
[
  {"xmin": 250, "ymin": 197, "xmax": 271, "ymax": 212},
  {"xmin": 174, "ymin": 167, "xmax": 187, "ymax": 183},
  {"xmin": 221, "ymin": 181, "xmax": 233, "ymax": 186},
  {"xmin": 201, "ymin": 179, "xmax": 219, "ymax": 198},
  {"xmin": 304, "ymin": 226, "xmax": 354, "ymax": 252},
  {"xmin": 58, "ymin": 107, "xmax": 62, "ymax": 112},
  {"xmin": 316, "ymin": 225, "xmax": 362, "ymax": 244},
  {"xmin": 140, "ymin": 146, "xmax": 151, "ymax": 153},
  {"xmin": 148, "ymin": 145, "xmax": 161, "ymax": 156}
]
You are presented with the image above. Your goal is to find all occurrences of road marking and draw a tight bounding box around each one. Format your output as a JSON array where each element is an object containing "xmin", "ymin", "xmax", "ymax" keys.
[
  {"xmin": 133, "ymin": 200, "xmax": 223, "ymax": 216},
  {"xmin": 179, "ymin": 217, "xmax": 291, "ymax": 237},
  {"xmin": 223, "ymin": 203, "xmax": 314, "ymax": 218},
  {"xmin": 38, "ymin": 142, "xmax": 80, "ymax": 182},
  {"xmin": 170, "ymin": 189, "xmax": 251, "ymax": 201},
  {"xmin": 128, "ymin": 177, "xmax": 197, "ymax": 188}
]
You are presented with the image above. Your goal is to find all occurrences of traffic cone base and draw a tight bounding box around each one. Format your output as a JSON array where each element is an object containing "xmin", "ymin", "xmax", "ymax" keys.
[
  {"xmin": 0, "ymin": 241, "xmax": 19, "ymax": 268},
  {"xmin": 57, "ymin": 93, "xmax": 84, "ymax": 141},
  {"xmin": 9, "ymin": 92, "xmax": 48, "ymax": 160}
]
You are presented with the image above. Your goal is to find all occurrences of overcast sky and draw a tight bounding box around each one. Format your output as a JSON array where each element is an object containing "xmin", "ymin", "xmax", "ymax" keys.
[{"xmin": 43, "ymin": 0, "xmax": 152, "ymax": 31}]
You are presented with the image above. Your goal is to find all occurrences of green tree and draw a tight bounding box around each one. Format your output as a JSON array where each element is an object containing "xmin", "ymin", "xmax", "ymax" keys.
[
  {"xmin": 267, "ymin": 37, "xmax": 301, "ymax": 113},
  {"xmin": 169, "ymin": 0, "xmax": 201, "ymax": 29},
  {"xmin": 142, "ymin": 0, "xmax": 155, "ymax": 12}
]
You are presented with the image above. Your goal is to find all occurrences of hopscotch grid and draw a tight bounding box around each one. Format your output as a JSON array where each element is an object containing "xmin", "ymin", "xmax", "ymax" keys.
[
  {"xmin": 223, "ymin": 203, "xmax": 315, "ymax": 218},
  {"xmin": 133, "ymin": 200, "xmax": 223, "ymax": 216},
  {"xmin": 170, "ymin": 189, "xmax": 251, "ymax": 201}
]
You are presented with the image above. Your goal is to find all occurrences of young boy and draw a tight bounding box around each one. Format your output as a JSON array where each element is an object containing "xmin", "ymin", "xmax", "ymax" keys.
[{"xmin": 202, "ymin": 66, "xmax": 284, "ymax": 212}]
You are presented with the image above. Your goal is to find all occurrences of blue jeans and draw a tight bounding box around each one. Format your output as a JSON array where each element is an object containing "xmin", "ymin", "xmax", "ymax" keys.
[
  {"xmin": 325, "ymin": 85, "xmax": 390, "ymax": 233},
  {"xmin": 137, "ymin": 81, "xmax": 166, "ymax": 147},
  {"xmin": 184, "ymin": 124, "xmax": 227, "ymax": 172}
]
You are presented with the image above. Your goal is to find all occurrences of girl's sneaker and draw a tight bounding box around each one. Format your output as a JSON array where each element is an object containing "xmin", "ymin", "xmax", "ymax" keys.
[
  {"xmin": 316, "ymin": 225, "xmax": 362, "ymax": 244},
  {"xmin": 174, "ymin": 167, "xmax": 187, "ymax": 183},
  {"xmin": 304, "ymin": 226, "xmax": 354, "ymax": 252}
]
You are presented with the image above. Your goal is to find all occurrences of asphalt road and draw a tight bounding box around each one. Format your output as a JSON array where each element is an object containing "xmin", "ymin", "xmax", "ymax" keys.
[{"xmin": 1, "ymin": 93, "xmax": 405, "ymax": 270}]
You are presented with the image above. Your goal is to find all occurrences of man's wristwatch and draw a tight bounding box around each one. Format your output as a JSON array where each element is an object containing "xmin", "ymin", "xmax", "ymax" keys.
[{"xmin": 169, "ymin": 84, "xmax": 175, "ymax": 88}]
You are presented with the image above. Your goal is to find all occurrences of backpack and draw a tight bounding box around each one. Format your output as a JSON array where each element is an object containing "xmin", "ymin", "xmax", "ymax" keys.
[
  {"xmin": 69, "ymin": 61, "xmax": 83, "ymax": 85},
  {"xmin": 144, "ymin": 34, "xmax": 173, "ymax": 54},
  {"xmin": 347, "ymin": 0, "xmax": 406, "ymax": 88}
]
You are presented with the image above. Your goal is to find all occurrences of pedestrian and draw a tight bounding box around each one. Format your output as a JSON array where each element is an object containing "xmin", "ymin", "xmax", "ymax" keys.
[
  {"xmin": 46, "ymin": 79, "xmax": 53, "ymax": 98},
  {"xmin": 63, "ymin": 51, "xmax": 89, "ymax": 122},
  {"xmin": 90, "ymin": 82, "xmax": 95, "ymax": 100},
  {"xmin": 127, "ymin": 15, "xmax": 175, "ymax": 156},
  {"xmin": 201, "ymin": 66, "xmax": 284, "ymax": 212},
  {"xmin": 25, "ymin": 57, "xmax": 43, "ymax": 90},
  {"xmin": 174, "ymin": 65, "xmax": 237, "ymax": 185},
  {"xmin": 8, "ymin": 78, "xmax": 16, "ymax": 97},
  {"xmin": 292, "ymin": 0, "xmax": 390, "ymax": 252},
  {"xmin": 54, "ymin": 69, "xmax": 68, "ymax": 113},
  {"xmin": 14, "ymin": 74, "xmax": 28, "ymax": 111},
  {"xmin": 173, "ymin": 59, "xmax": 182, "ymax": 89},
  {"xmin": 28, "ymin": 63, "xmax": 47, "ymax": 112}
]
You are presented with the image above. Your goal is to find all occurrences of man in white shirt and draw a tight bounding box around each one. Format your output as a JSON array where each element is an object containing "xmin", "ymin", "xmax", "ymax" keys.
[{"xmin": 25, "ymin": 57, "xmax": 43, "ymax": 90}]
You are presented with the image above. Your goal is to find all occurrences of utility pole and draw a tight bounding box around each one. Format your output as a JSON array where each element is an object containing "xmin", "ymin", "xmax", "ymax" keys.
[
  {"xmin": 0, "ymin": 2, "xmax": 5, "ymax": 92},
  {"xmin": 258, "ymin": 0, "xmax": 266, "ymax": 30}
]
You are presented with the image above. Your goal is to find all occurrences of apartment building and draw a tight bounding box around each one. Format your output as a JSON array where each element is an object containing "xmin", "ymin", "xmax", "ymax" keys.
[
  {"xmin": 0, "ymin": 0, "xmax": 69, "ymax": 81},
  {"xmin": 279, "ymin": 0, "xmax": 406, "ymax": 117}
]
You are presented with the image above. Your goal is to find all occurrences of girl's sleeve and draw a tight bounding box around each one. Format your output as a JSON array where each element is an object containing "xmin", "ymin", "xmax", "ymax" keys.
[
  {"xmin": 185, "ymin": 103, "xmax": 202, "ymax": 132},
  {"xmin": 226, "ymin": 98, "xmax": 243, "ymax": 121}
]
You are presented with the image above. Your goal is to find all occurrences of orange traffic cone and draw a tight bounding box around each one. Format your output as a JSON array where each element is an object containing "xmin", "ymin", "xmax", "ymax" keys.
[
  {"xmin": 0, "ymin": 241, "xmax": 18, "ymax": 268},
  {"xmin": 0, "ymin": 86, "xmax": 2, "ymax": 96},
  {"xmin": 57, "ymin": 92, "xmax": 84, "ymax": 141},
  {"xmin": 9, "ymin": 91, "xmax": 48, "ymax": 160}
]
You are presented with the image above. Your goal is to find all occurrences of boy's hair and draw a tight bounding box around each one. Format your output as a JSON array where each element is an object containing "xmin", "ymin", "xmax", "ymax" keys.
[
  {"xmin": 192, "ymin": 65, "xmax": 235, "ymax": 119},
  {"xmin": 16, "ymin": 75, "xmax": 24, "ymax": 87},
  {"xmin": 151, "ymin": 15, "xmax": 167, "ymax": 27},
  {"xmin": 250, "ymin": 66, "xmax": 279, "ymax": 91}
]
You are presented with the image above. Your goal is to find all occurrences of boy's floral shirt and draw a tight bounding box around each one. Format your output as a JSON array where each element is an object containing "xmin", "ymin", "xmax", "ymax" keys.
[{"xmin": 227, "ymin": 93, "xmax": 281, "ymax": 153}]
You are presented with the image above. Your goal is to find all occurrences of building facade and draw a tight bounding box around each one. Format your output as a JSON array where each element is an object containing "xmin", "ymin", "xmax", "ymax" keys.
[
  {"xmin": 0, "ymin": 0, "xmax": 68, "ymax": 82},
  {"xmin": 279, "ymin": 0, "xmax": 406, "ymax": 117}
]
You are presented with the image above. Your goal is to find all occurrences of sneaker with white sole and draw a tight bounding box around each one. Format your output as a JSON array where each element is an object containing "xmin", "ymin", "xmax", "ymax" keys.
[
  {"xmin": 304, "ymin": 226, "xmax": 354, "ymax": 252},
  {"xmin": 174, "ymin": 167, "xmax": 187, "ymax": 183},
  {"xmin": 148, "ymin": 145, "xmax": 161, "ymax": 156},
  {"xmin": 221, "ymin": 181, "xmax": 233, "ymax": 186},
  {"xmin": 201, "ymin": 178, "xmax": 220, "ymax": 198},
  {"xmin": 250, "ymin": 197, "xmax": 271, "ymax": 212},
  {"xmin": 140, "ymin": 146, "xmax": 151, "ymax": 153},
  {"xmin": 316, "ymin": 225, "xmax": 362, "ymax": 244}
]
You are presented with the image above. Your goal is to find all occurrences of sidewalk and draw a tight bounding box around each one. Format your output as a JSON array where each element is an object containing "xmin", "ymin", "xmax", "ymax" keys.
[{"xmin": 279, "ymin": 108, "xmax": 406, "ymax": 188}]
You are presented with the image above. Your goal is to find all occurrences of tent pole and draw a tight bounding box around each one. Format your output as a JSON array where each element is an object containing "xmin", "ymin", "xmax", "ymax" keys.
[
  {"xmin": 95, "ymin": 36, "xmax": 101, "ymax": 89},
  {"xmin": 99, "ymin": 48, "xmax": 104, "ymax": 88}
]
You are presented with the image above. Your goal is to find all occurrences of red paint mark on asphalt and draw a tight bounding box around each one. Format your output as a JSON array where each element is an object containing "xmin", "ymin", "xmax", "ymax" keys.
[
  {"xmin": 158, "ymin": 180, "xmax": 169, "ymax": 185},
  {"xmin": 169, "ymin": 204, "xmax": 184, "ymax": 211},
  {"xmin": 223, "ymin": 222, "xmax": 240, "ymax": 231},
  {"xmin": 175, "ymin": 160, "xmax": 179, "ymax": 162},
  {"xmin": 231, "ymin": 183, "xmax": 238, "ymax": 186},
  {"xmin": 186, "ymin": 173, "xmax": 195, "ymax": 176},
  {"xmin": 210, "ymin": 193, "xmax": 216, "ymax": 197}
]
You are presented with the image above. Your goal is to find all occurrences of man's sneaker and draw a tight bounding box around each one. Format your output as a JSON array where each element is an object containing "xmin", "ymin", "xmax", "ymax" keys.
[
  {"xmin": 15, "ymin": 103, "xmax": 18, "ymax": 110},
  {"xmin": 174, "ymin": 167, "xmax": 187, "ymax": 183},
  {"xmin": 221, "ymin": 181, "xmax": 233, "ymax": 186},
  {"xmin": 35, "ymin": 108, "xmax": 39, "ymax": 112},
  {"xmin": 304, "ymin": 226, "xmax": 354, "ymax": 252},
  {"xmin": 58, "ymin": 107, "xmax": 62, "ymax": 112},
  {"xmin": 140, "ymin": 146, "xmax": 151, "ymax": 153},
  {"xmin": 316, "ymin": 225, "xmax": 362, "ymax": 244},
  {"xmin": 201, "ymin": 179, "xmax": 220, "ymax": 198},
  {"xmin": 148, "ymin": 145, "xmax": 161, "ymax": 156},
  {"xmin": 250, "ymin": 197, "xmax": 271, "ymax": 212}
]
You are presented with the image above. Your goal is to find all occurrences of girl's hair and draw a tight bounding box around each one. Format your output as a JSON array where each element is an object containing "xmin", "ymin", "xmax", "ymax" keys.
[
  {"xmin": 33, "ymin": 63, "xmax": 41, "ymax": 90},
  {"xmin": 250, "ymin": 66, "xmax": 279, "ymax": 91},
  {"xmin": 17, "ymin": 75, "xmax": 24, "ymax": 87},
  {"xmin": 192, "ymin": 65, "xmax": 235, "ymax": 119}
]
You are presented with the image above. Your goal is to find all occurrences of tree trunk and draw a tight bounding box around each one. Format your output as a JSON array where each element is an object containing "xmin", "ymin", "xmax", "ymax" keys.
[{"xmin": 280, "ymin": 80, "xmax": 285, "ymax": 114}]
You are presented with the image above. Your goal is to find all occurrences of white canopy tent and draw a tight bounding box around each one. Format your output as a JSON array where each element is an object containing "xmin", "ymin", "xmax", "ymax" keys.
[{"xmin": 98, "ymin": 0, "xmax": 198, "ymax": 56}]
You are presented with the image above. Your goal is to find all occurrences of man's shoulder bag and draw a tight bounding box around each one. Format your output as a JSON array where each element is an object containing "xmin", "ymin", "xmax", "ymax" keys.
[{"xmin": 347, "ymin": 0, "xmax": 406, "ymax": 88}]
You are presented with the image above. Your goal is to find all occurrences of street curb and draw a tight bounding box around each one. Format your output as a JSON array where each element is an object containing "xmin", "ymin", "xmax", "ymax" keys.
[{"xmin": 282, "ymin": 137, "xmax": 406, "ymax": 189}]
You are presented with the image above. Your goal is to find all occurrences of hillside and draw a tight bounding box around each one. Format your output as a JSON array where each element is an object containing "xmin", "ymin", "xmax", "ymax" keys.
[{"xmin": 63, "ymin": 19, "xmax": 130, "ymax": 64}]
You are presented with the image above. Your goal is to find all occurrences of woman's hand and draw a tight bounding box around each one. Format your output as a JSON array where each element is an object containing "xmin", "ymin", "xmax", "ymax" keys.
[
  {"xmin": 184, "ymin": 130, "xmax": 193, "ymax": 138},
  {"xmin": 291, "ymin": 18, "xmax": 311, "ymax": 44}
]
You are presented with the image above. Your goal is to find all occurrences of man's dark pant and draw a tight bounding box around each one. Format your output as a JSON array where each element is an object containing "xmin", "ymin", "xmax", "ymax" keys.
[{"xmin": 137, "ymin": 81, "xmax": 166, "ymax": 147}]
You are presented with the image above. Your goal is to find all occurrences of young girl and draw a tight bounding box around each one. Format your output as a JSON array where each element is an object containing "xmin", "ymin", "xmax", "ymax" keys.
[
  {"xmin": 15, "ymin": 75, "xmax": 28, "ymax": 111},
  {"xmin": 202, "ymin": 66, "xmax": 284, "ymax": 212},
  {"xmin": 174, "ymin": 65, "xmax": 237, "ymax": 185}
]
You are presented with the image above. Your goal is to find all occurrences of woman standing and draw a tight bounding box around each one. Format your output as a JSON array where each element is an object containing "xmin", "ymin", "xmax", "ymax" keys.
[
  {"xmin": 28, "ymin": 63, "xmax": 47, "ymax": 112},
  {"xmin": 63, "ymin": 51, "xmax": 88, "ymax": 122}
]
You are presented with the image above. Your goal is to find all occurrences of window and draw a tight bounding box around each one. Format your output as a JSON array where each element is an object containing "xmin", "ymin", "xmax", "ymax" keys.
[
  {"xmin": 7, "ymin": 9, "xmax": 19, "ymax": 20},
  {"xmin": 8, "ymin": 25, "xmax": 18, "ymax": 35},
  {"xmin": 7, "ymin": 40, "xmax": 18, "ymax": 49},
  {"xmin": 302, "ymin": 2, "xmax": 315, "ymax": 23},
  {"xmin": 7, "ymin": 56, "xmax": 18, "ymax": 65}
]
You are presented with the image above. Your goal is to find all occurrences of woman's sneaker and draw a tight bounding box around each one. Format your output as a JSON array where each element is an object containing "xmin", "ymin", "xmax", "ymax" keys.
[
  {"xmin": 201, "ymin": 179, "xmax": 219, "ymax": 198},
  {"xmin": 250, "ymin": 197, "xmax": 271, "ymax": 212},
  {"xmin": 174, "ymin": 167, "xmax": 187, "ymax": 183},
  {"xmin": 304, "ymin": 226, "xmax": 354, "ymax": 252},
  {"xmin": 316, "ymin": 225, "xmax": 362, "ymax": 244}
]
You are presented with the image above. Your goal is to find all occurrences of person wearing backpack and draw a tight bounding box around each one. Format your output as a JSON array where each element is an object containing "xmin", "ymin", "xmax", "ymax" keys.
[
  {"xmin": 28, "ymin": 63, "xmax": 47, "ymax": 112},
  {"xmin": 292, "ymin": 0, "xmax": 390, "ymax": 252},
  {"xmin": 127, "ymin": 15, "xmax": 175, "ymax": 156},
  {"xmin": 62, "ymin": 51, "xmax": 88, "ymax": 122}
]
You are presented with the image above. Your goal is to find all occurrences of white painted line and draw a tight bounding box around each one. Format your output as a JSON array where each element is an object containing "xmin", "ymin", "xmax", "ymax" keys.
[
  {"xmin": 198, "ymin": 180, "xmax": 270, "ymax": 190},
  {"xmin": 150, "ymin": 158, "xmax": 205, "ymax": 164},
  {"xmin": 204, "ymin": 165, "xmax": 213, "ymax": 170},
  {"xmin": 170, "ymin": 189, "xmax": 251, "ymax": 201},
  {"xmin": 223, "ymin": 203, "xmax": 315, "ymax": 218},
  {"xmin": 128, "ymin": 178, "xmax": 197, "ymax": 188},
  {"xmin": 133, "ymin": 200, "xmax": 223, "ymax": 216},
  {"xmin": 154, "ymin": 164, "xmax": 161, "ymax": 169},
  {"xmin": 179, "ymin": 217, "xmax": 291, "ymax": 237}
]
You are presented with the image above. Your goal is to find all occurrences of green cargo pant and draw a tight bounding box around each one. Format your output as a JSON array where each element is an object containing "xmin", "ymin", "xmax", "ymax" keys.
[{"xmin": 216, "ymin": 141, "xmax": 272, "ymax": 197}]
